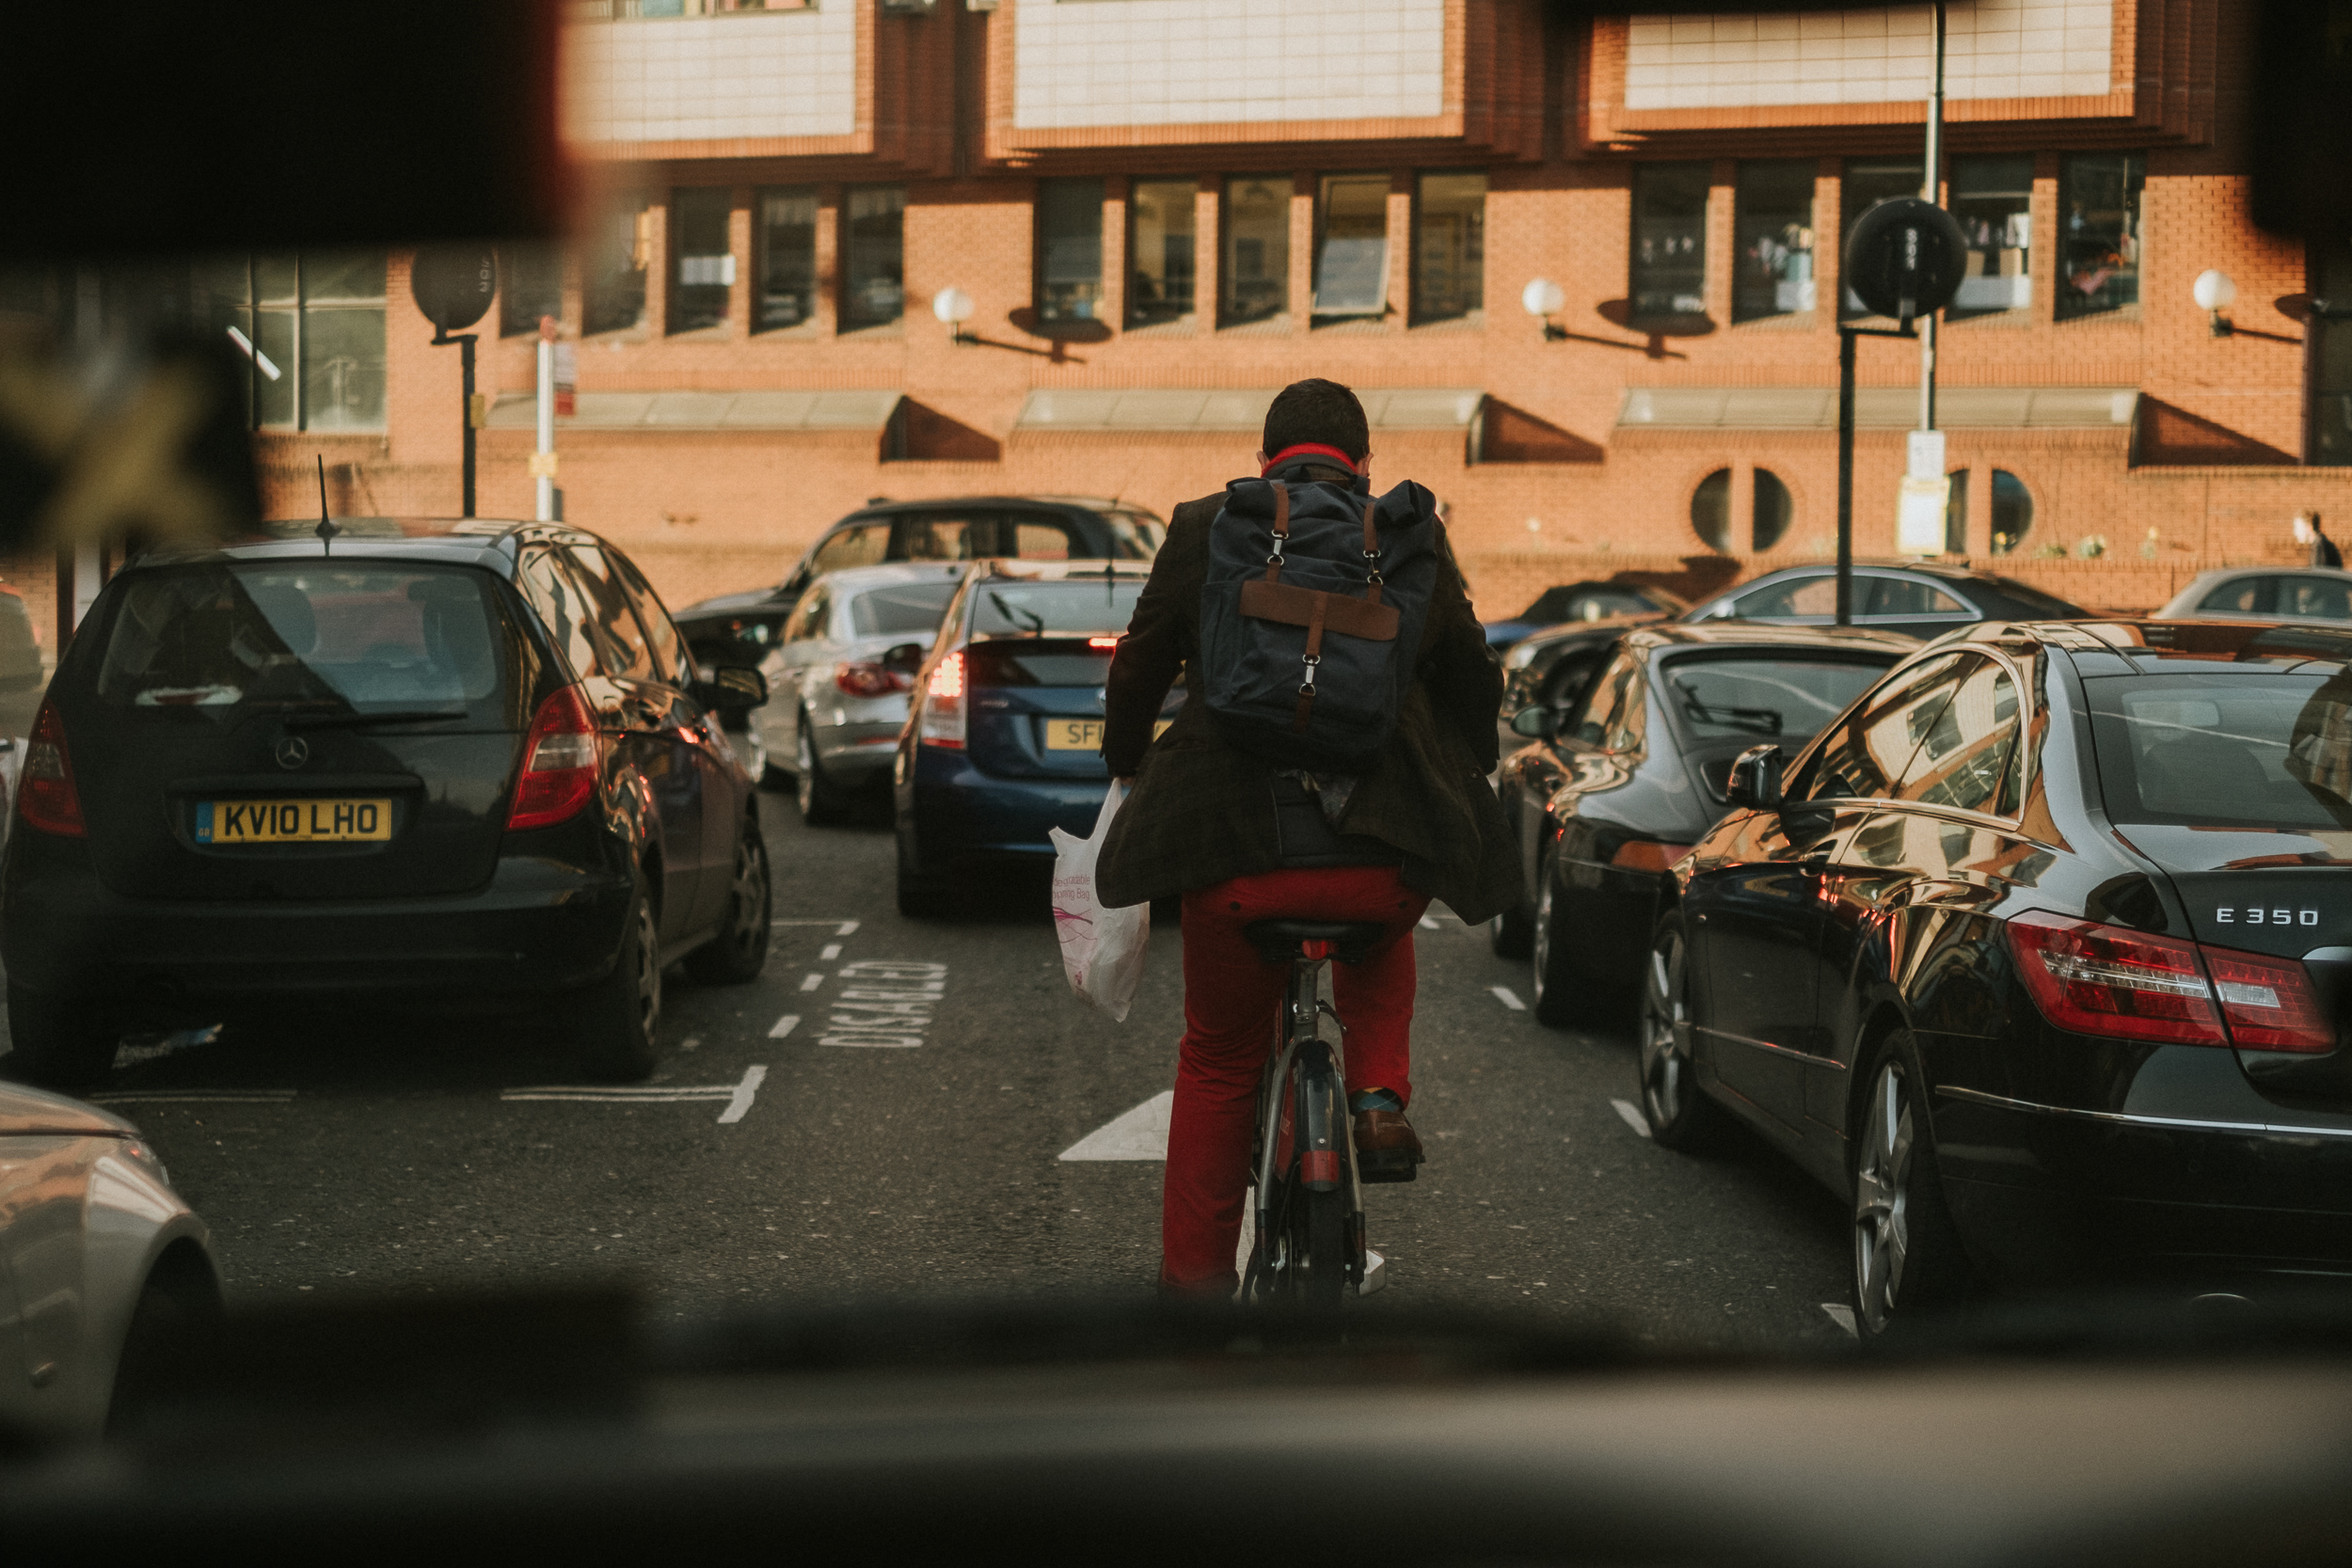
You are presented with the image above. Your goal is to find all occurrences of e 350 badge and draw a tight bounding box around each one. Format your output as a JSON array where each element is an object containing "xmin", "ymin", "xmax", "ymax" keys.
[{"xmin": 2215, "ymin": 907, "xmax": 2321, "ymax": 927}]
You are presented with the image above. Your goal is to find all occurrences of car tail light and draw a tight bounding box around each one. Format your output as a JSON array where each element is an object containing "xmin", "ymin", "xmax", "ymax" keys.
[
  {"xmin": 918, "ymin": 650, "xmax": 966, "ymax": 749},
  {"xmin": 507, "ymin": 686, "xmax": 601, "ymax": 831},
  {"xmin": 2204, "ymin": 947, "xmax": 2332, "ymax": 1053},
  {"xmin": 17, "ymin": 699, "xmax": 84, "ymax": 837},
  {"xmin": 834, "ymin": 662, "xmax": 911, "ymax": 699},
  {"xmin": 2007, "ymin": 910, "xmax": 2335, "ymax": 1053},
  {"xmin": 1610, "ymin": 840, "xmax": 1693, "ymax": 873},
  {"xmin": 2008, "ymin": 911, "xmax": 2228, "ymax": 1045}
]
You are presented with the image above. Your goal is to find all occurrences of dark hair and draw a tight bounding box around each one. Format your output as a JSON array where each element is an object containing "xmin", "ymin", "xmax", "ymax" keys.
[{"xmin": 1263, "ymin": 378, "xmax": 1370, "ymax": 463}]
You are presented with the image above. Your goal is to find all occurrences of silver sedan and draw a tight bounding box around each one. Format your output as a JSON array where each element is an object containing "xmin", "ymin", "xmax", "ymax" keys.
[
  {"xmin": 754, "ymin": 562, "xmax": 964, "ymax": 824},
  {"xmin": 2153, "ymin": 566, "xmax": 2352, "ymax": 626},
  {"xmin": 0, "ymin": 1082, "xmax": 217, "ymax": 1444}
]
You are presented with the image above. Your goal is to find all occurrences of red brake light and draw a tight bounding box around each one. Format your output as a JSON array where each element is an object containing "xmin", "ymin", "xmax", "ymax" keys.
[
  {"xmin": 507, "ymin": 686, "xmax": 600, "ymax": 831},
  {"xmin": 2204, "ymin": 946, "xmax": 2333, "ymax": 1053},
  {"xmin": 2007, "ymin": 911, "xmax": 2226, "ymax": 1045},
  {"xmin": 1088, "ymin": 636, "xmax": 1121, "ymax": 649},
  {"xmin": 834, "ymin": 662, "xmax": 911, "ymax": 699},
  {"xmin": 18, "ymin": 699, "xmax": 84, "ymax": 837},
  {"xmin": 919, "ymin": 651, "xmax": 966, "ymax": 749}
]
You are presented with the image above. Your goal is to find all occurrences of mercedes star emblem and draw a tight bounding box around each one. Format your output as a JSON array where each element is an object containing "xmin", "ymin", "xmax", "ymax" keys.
[{"xmin": 274, "ymin": 736, "xmax": 310, "ymax": 770}]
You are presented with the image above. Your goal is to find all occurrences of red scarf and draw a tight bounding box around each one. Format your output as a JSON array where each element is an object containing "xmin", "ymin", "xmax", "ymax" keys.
[{"xmin": 1260, "ymin": 443, "xmax": 1359, "ymax": 476}]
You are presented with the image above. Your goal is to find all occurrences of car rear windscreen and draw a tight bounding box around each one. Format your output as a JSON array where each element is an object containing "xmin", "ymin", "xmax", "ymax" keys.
[
  {"xmin": 95, "ymin": 563, "xmax": 516, "ymax": 723},
  {"xmin": 973, "ymin": 580, "xmax": 1143, "ymax": 637},
  {"xmin": 850, "ymin": 579, "xmax": 959, "ymax": 637},
  {"xmin": 2088, "ymin": 672, "xmax": 2352, "ymax": 830},
  {"xmin": 1662, "ymin": 657, "xmax": 1893, "ymax": 744}
]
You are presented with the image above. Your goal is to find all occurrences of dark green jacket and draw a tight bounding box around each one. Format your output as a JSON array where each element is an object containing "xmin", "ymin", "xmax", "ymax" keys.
[{"xmin": 1095, "ymin": 478, "xmax": 1518, "ymax": 923}]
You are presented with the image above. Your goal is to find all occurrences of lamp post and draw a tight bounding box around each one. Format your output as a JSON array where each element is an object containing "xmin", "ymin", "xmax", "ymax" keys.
[
  {"xmin": 1521, "ymin": 277, "xmax": 1566, "ymax": 340},
  {"xmin": 932, "ymin": 287, "xmax": 976, "ymax": 344},
  {"xmin": 2194, "ymin": 269, "xmax": 2238, "ymax": 337}
]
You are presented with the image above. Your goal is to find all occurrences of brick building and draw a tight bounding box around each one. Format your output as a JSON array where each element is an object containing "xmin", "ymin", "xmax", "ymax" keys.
[{"xmin": 46, "ymin": 0, "xmax": 2352, "ymax": 630}]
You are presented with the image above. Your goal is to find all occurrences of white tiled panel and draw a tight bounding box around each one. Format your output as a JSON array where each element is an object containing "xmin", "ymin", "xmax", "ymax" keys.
[
  {"xmin": 1013, "ymin": 0, "xmax": 1447, "ymax": 130},
  {"xmin": 565, "ymin": 8, "xmax": 858, "ymax": 144},
  {"xmin": 1623, "ymin": 0, "xmax": 2114, "ymax": 110}
]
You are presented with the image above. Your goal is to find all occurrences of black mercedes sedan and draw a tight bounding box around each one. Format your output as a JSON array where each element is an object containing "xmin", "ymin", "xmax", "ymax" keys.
[
  {"xmin": 2, "ymin": 518, "xmax": 771, "ymax": 1091},
  {"xmin": 1645, "ymin": 620, "xmax": 2352, "ymax": 1335},
  {"xmin": 1493, "ymin": 624, "xmax": 1913, "ymax": 1024}
]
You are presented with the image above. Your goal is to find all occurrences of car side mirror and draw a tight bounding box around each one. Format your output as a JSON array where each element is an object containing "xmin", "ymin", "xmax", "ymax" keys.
[
  {"xmin": 1508, "ymin": 705, "xmax": 1558, "ymax": 740},
  {"xmin": 696, "ymin": 666, "xmax": 768, "ymax": 712},
  {"xmin": 881, "ymin": 641, "xmax": 927, "ymax": 673},
  {"xmin": 1725, "ymin": 744, "xmax": 1787, "ymax": 811}
]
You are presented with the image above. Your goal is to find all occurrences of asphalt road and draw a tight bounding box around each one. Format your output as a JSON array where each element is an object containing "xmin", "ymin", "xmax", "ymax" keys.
[{"xmin": 16, "ymin": 788, "xmax": 1853, "ymax": 1351}]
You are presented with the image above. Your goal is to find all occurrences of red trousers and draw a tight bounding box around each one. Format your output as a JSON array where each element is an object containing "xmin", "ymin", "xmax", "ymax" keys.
[{"xmin": 1160, "ymin": 864, "xmax": 1430, "ymax": 1292}]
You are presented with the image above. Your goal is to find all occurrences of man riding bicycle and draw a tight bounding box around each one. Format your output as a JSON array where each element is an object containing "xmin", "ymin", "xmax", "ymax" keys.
[{"xmin": 1096, "ymin": 378, "xmax": 1517, "ymax": 1296}]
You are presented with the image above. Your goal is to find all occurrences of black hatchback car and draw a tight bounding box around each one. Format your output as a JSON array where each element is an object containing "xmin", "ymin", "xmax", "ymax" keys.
[
  {"xmin": 1493, "ymin": 624, "xmax": 1912, "ymax": 1023},
  {"xmin": 2, "ymin": 518, "xmax": 771, "ymax": 1090},
  {"xmin": 1645, "ymin": 620, "xmax": 2352, "ymax": 1335}
]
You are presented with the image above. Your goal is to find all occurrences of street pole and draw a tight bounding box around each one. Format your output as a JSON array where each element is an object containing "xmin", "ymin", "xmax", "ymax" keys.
[
  {"xmin": 1919, "ymin": 3, "xmax": 1945, "ymax": 434},
  {"xmin": 1837, "ymin": 328, "xmax": 1857, "ymax": 626},
  {"xmin": 535, "ymin": 323, "xmax": 555, "ymax": 522},
  {"xmin": 433, "ymin": 326, "xmax": 480, "ymax": 518}
]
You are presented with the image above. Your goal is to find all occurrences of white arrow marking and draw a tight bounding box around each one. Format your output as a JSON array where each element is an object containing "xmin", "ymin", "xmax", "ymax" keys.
[
  {"xmin": 1058, "ymin": 1090, "xmax": 1173, "ymax": 1161},
  {"xmin": 717, "ymin": 1064, "xmax": 768, "ymax": 1125},
  {"xmin": 1610, "ymin": 1098, "xmax": 1652, "ymax": 1138},
  {"xmin": 767, "ymin": 1013, "xmax": 801, "ymax": 1039},
  {"xmin": 1820, "ymin": 1302, "xmax": 1858, "ymax": 1338},
  {"xmin": 1491, "ymin": 986, "xmax": 1526, "ymax": 1011}
]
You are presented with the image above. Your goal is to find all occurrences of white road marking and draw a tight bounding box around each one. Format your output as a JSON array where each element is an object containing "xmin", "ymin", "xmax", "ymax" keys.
[
  {"xmin": 819, "ymin": 943, "xmax": 843, "ymax": 960},
  {"xmin": 771, "ymin": 920, "xmax": 861, "ymax": 935},
  {"xmin": 1491, "ymin": 986, "xmax": 1526, "ymax": 1011},
  {"xmin": 1418, "ymin": 915, "xmax": 1439, "ymax": 931},
  {"xmin": 1821, "ymin": 1302, "xmax": 1858, "ymax": 1338},
  {"xmin": 799, "ymin": 973, "xmax": 824, "ymax": 991},
  {"xmin": 818, "ymin": 960, "xmax": 947, "ymax": 1048},
  {"xmin": 1609, "ymin": 1098, "xmax": 1653, "ymax": 1138},
  {"xmin": 767, "ymin": 1014, "xmax": 801, "ymax": 1039},
  {"xmin": 1058, "ymin": 1090, "xmax": 1173, "ymax": 1161},
  {"xmin": 94, "ymin": 1089, "xmax": 295, "ymax": 1104},
  {"xmin": 717, "ymin": 1065, "xmax": 768, "ymax": 1125},
  {"xmin": 501, "ymin": 1087, "xmax": 735, "ymax": 1102}
]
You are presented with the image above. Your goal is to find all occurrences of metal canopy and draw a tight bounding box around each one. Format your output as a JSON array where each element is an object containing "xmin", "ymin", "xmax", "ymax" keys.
[
  {"xmin": 485, "ymin": 389, "xmax": 904, "ymax": 431},
  {"xmin": 1014, "ymin": 388, "xmax": 1487, "ymax": 433},
  {"xmin": 1616, "ymin": 386, "xmax": 2139, "ymax": 431}
]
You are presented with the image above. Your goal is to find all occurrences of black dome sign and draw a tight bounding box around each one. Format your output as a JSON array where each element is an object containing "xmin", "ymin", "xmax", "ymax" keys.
[
  {"xmin": 410, "ymin": 244, "xmax": 499, "ymax": 334},
  {"xmin": 1842, "ymin": 198, "xmax": 1967, "ymax": 324}
]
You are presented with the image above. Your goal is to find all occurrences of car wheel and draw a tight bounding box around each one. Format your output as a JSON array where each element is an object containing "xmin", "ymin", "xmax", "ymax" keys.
[
  {"xmin": 685, "ymin": 822, "xmax": 771, "ymax": 985},
  {"xmin": 1489, "ymin": 894, "xmax": 1534, "ymax": 958},
  {"xmin": 3, "ymin": 984, "xmax": 120, "ymax": 1093},
  {"xmin": 796, "ymin": 715, "xmax": 851, "ymax": 825},
  {"xmin": 106, "ymin": 1248, "xmax": 221, "ymax": 1437},
  {"xmin": 1530, "ymin": 847, "xmax": 1593, "ymax": 1027},
  {"xmin": 1851, "ymin": 1034, "xmax": 1977, "ymax": 1338},
  {"xmin": 1638, "ymin": 918, "xmax": 1725, "ymax": 1150},
  {"xmin": 894, "ymin": 827, "xmax": 960, "ymax": 919},
  {"xmin": 573, "ymin": 874, "xmax": 660, "ymax": 1081}
]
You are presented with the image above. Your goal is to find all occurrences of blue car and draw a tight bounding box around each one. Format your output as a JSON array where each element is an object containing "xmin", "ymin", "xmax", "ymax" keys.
[{"xmin": 893, "ymin": 560, "xmax": 1167, "ymax": 916}]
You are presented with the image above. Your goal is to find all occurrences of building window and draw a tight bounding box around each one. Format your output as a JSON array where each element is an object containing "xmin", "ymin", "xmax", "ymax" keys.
[
  {"xmin": 842, "ymin": 185, "xmax": 906, "ymax": 332},
  {"xmin": 1630, "ymin": 163, "xmax": 1709, "ymax": 319},
  {"xmin": 1222, "ymin": 177, "xmax": 1290, "ymax": 325},
  {"xmin": 1753, "ymin": 469, "xmax": 1792, "ymax": 551},
  {"xmin": 1037, "ymin": 177, "xmax": 1104, "ymax": 324},
  {"xmin": 1733, "ymin": 161, "xmax": 1815, "ymax": 323},
  {"xmin": 1691, "ymin": 467, "xmax": 1732, "ymax": 552},
  {"xmin": 2057, "ymin": 152, "xmax": 2143, "ymax": 320},
  {"xmin": 1128, "ymin": 179, "xmax": 1196, "ymax": 326},
  {"xmin": 1312, "ymin": 173, "xmax": 1390, "ymax": 317},
  {"xmin": 583, "ymin": 193, "xmax": 650, "ymax": 336},
  {"xmin": 1414, "ymin": 171, "xmax": 1485, "ymax": 323},
  {"xmin": 1990, "ymin": 470, "xmax": 2034, "ymax": 554},
  {"xmin": 755, "ymin": 186, "xmax": 818, "ymax": 332},
  {"xmin": 671, "ymin": 186, "xmax": 734, "ymax": 335},
  {"xmin": 1840, "ymin": 159, "xmax": 1923, "ymax": 317},
  {"xmin": 1944, "ymin": 468, "xmax": 1970, "ymax": 554},
  {"xmin": 2311, "ymin": 238, "xmax": 2352, "ymax": 465},
  {"xmin": 197, "ymin": 252, "xmax": 386, "ymax": 432},
  {"xmin": 499, "ymin": 243, "xmax": 564, "ymax": 338},
  {"xmin": 1948, "ymin": 157, "xmax": 2033, "ymax": 318}
]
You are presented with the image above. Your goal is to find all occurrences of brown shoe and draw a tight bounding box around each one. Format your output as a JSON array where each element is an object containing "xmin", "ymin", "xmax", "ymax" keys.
[{"xmin": 1353, "ymin": 1108, "xmax": 1424, "ymax": 1184}]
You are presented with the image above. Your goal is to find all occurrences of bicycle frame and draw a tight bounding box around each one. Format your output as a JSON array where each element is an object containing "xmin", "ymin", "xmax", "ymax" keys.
[{"xmin": 1242, "ymin": 940, "xmax": 1367, "ymax": 1305}]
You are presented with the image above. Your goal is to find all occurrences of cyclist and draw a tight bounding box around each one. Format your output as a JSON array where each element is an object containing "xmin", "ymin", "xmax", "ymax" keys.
[{"xmin": 1097, "ymin": 378, "xmax": 1517, "ymax": 1296}]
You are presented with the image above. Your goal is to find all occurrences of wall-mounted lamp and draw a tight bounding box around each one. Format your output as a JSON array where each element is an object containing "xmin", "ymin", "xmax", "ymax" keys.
[
  {"xmin": 932, "ymin": 287, "xmax": 976, "ymax": 344},
  {"xmin": 1521, "ymin": 277, "xmax": 1567, "ymax": 341},
  {"xmin": 2194, "ymin": 269, "xmax": 2237, "ymax": 338}
]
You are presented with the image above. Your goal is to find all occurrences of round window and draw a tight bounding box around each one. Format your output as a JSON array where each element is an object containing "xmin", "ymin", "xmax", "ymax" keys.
[
  {"xmin": 1990, "ymin": 469, "xmax": 2033, "ymax": 555},
  {"xmin": 1691, "ymin": 468, "xmax": 1733, "ymax": 553},
  {"xmin": 1752, "ymin": 469, "xmax": 1792, "ymax": 552}
]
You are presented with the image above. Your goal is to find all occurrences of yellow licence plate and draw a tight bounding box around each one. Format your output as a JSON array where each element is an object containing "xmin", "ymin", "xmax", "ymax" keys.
[
  {"xmin": 1043, "ymin": 720, "xmax": 1171, "ymax": 751},
  {"xmin": 196, "ymin": 798, "xmax": 393, "ymax": 845}
]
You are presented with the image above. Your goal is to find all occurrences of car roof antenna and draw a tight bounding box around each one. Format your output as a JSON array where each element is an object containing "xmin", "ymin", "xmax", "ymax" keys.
[{"xmin": 314, "ymin": 454, "xmax": 338, "ymax": 557}]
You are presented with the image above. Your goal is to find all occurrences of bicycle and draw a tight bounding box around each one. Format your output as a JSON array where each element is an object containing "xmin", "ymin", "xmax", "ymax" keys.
[{"xmin": 1238, "ymin": 917, "xmax": 1410, "ymax": 1315}]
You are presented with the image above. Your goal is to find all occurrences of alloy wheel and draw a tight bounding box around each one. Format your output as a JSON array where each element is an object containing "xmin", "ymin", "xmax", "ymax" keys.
[
  {"xmin": 1639, "ymin": 930, "xmax": 1691, "ymax": 1128},
  {"xmin": 631, "ymin": 897, "xmax": 662, "ymax": 1041},
  {"xmin": 1531, "ymin": 868, "xmax": 1555, "ymax": 1003},
  {"xmin": 729, "ymin": 836, "xmax": 769, "ymax": 956},
  {"xmin": 1852, "ymin": 1060, "xmax": 1915, "ymax": 1335},
  {"xmin": 795, "ymin": 724, "xmax": 818, "ymax": 819}
]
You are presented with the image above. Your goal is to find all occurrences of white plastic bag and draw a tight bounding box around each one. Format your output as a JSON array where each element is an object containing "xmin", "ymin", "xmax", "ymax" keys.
[{"xmin": 1049, "ymin": 782, "xmax": 1151, "ymax": 1022}]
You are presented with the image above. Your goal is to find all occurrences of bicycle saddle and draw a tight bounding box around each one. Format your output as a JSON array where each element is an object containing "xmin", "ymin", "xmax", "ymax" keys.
[{"xmin": 1243, "ymin": 918, "xmax": 1389, "ymax": 965}]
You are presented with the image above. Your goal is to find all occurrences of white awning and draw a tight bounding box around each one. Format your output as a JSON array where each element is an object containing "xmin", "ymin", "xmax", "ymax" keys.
[
  {"xmin": 1015, "ymin": 387, "xmax": 1486, "ymax": 433},
  {"xmin": 1615, "ymin": 386, "xmax": 2139, "ymax": 431},
  {"xmin": 485, "ymin": 389, "xmax": 902, "ymax": 431}
]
